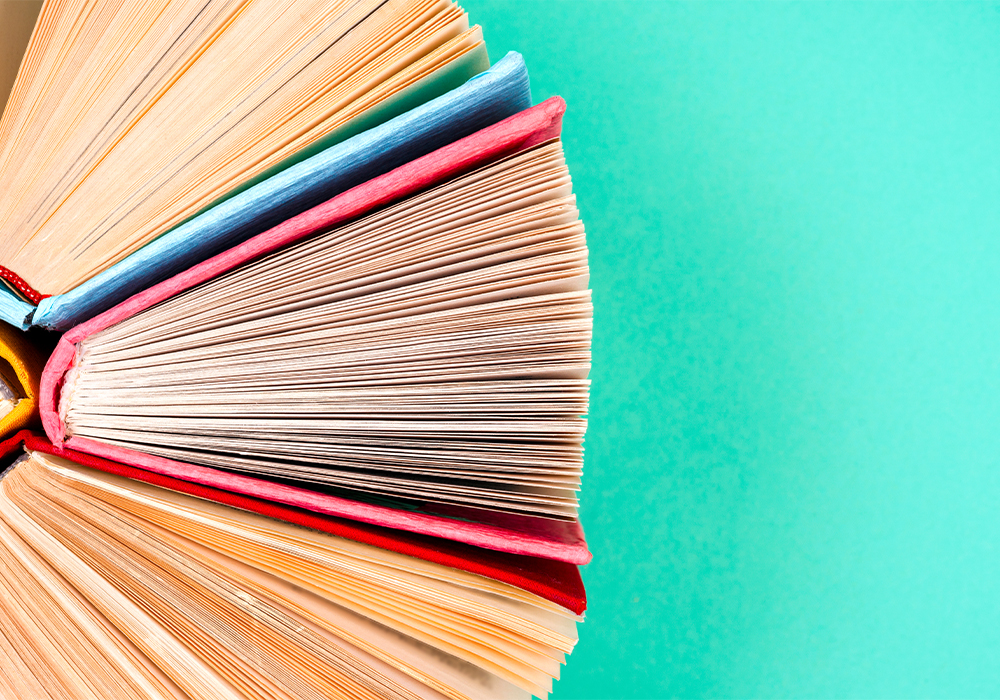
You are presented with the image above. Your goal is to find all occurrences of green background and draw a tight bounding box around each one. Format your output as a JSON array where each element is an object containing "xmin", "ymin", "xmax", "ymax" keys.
[{"xmin": 462, "ymin": 2, "xmax": 1000, "ymax": 698}]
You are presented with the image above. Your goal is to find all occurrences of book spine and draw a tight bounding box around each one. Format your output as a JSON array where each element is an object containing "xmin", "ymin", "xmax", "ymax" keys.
[{"xmin": 0, "ymin": 266, "xmax": 45, "ymax": 303}]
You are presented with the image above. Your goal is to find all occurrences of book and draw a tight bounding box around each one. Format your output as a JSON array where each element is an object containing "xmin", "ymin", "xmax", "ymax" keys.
[
  {"xmin": 0, "ymin": 2, "xmax": 594, "ymax": 697},
  {"xmin": 0, "ymin": 320, "xmax": 46, "ymax": 437},
  {"xmin": 43, "ymin": 98, "xmax": 593, "ymax": 565},
  {"xmin": 0, "ymin": 432, "xmax": 585, "ymax": 699},
  {"xmin": 0, "ymin": 0, "xmax": 531, "ymax": 331}
]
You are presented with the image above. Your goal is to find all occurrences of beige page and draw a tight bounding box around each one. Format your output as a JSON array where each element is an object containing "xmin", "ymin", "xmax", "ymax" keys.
[
  {"xmin": 3, "ymin": 451, "xmax": 569, "ymax": 699},
  {"xmin": 67, "ymin": 141, "xmax": 592, "ymax": 520}
]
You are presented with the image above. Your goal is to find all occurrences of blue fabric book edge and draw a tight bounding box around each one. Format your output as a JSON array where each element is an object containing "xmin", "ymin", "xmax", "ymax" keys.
[{"xmin": 0, "ymin": 288, "xmax": 34, "ymax": 330}]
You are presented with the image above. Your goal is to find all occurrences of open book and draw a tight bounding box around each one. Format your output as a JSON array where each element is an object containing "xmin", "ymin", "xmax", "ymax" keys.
[
  {"xmin": 1, "ymin": 2, "xmax": 593, "ymax": 697},
  {"xmin": 0, "ymin": 433, "xmax": 585, "ymax": 699},
  {"xmin": 0, "ymin": 0, "xmax": 530, "ymax": 331},
  {"xmin": 43, "ymin": 99, "xmax": 593, "ymax": 564}
]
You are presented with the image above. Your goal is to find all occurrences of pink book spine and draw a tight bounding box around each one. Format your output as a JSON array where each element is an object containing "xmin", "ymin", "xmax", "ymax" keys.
[{"xmin": 40, "ymin": 98, "xmax": 592, "ymax": 564}]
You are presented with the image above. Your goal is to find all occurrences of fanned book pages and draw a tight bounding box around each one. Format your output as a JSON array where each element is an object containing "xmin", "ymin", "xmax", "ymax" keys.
[
  {"xmin": 43, "ymin": 99, "xmax": 593, "ymax": 565},
  {"xmin": 0, "ymin": 444, "xmax": 584, "ymax": 700},
  {"xmin": 66, "ymin": 137, "xmax": 586, "ymax": 509},
  {"xmin": 0, "ymin": 0, "xmax": 533, "ymax": 330},
  {"xmin": 2, "ymin": 3, "xmax": 595, "ymax": 698}
]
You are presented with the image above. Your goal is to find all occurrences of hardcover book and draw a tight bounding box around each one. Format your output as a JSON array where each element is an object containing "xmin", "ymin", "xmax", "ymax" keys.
[
  {"xmin": 0, "ymin": 2, "xmax": 593, "ymax": 698},
  {"xmin": 0, "ymin": 431, "xmax": 585, "ymax": 699},
  {"xmin": 43, "ymin": 99, "xmax": 593, "ymax": 565},
  {"xmin": 0, "ymin": 0, "xmax": 530, "ymax": 331}
]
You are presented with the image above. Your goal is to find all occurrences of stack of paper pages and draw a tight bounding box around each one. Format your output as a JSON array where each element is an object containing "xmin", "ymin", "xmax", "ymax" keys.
[{"xmin": 0, "ymin": 1, "xmax": 592, "ymax": 698}]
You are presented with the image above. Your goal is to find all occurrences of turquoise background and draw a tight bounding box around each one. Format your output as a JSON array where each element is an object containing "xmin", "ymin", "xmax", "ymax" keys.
[{"xmin": 463, "ymin": 2, "xmax": 1000, "ymax": 698}]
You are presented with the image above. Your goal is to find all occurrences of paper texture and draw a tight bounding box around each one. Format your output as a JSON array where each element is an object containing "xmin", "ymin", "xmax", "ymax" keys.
[{"xmin": 0, "ymin": 430, "xmax": 587, "ymax": 614}]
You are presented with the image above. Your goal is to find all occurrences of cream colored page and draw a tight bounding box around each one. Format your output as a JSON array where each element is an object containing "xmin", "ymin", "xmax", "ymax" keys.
[
  {"xmin": 15, "ymin": 463, "xmax": 440, "ymax": 700},
  {"xmin": 30, "ymin": 451, "xmax": 572, "ymax": 697},
  {"xmin": 0, "ymin": 478, "xmax": 247, "ymax": 700},
  {"xmin": 0, "ymin": 523, "xmax": 183, "ymax": 700},
  {"xmin": 35, "ymin": 451, "xmax": 581, "ymax": 628},
  {"xmin": 152, "ymin": 526, "xmax": 529, "ymax": 700},
  {"xmin": 2, "ymin": 0, "xmax": 482, "ymax": 294},
  {"xmin": 63, "ymin": 143, "xmax": 591, "ymax": 519},
  {"xmin": 0, "ymin": 1, "xmax": 40, "ymax": 118}
]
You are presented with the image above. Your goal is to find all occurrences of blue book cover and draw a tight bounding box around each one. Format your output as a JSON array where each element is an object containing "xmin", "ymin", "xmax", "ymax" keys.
[{"xmin": 0, "ymin": 53, "xmax": 530, "ymax": 331}]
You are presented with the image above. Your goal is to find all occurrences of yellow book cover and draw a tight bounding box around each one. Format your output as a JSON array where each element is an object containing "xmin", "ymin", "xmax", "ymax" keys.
[{"xmin": 0, "ymin": 321, "xmax": 45, "ymax": 437}]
